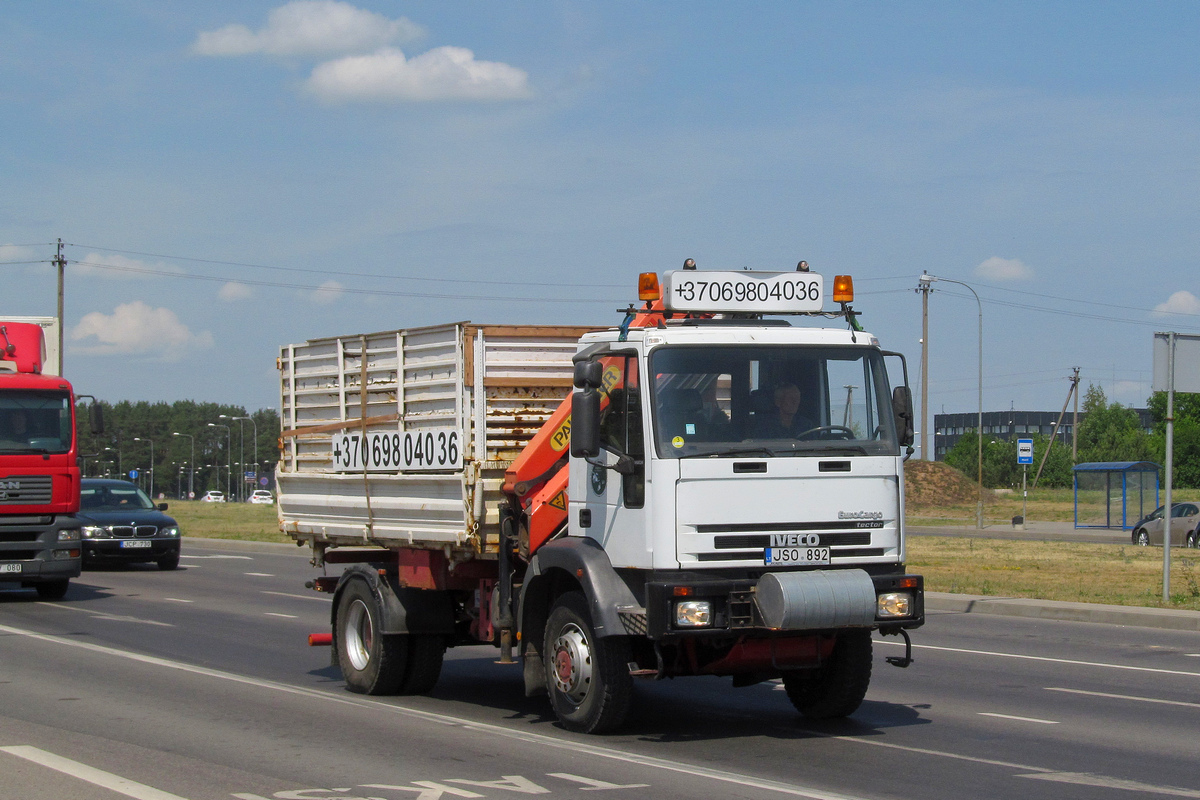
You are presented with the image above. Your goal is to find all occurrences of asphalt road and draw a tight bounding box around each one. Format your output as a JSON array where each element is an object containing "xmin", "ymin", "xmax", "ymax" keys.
[{"xmin": 2, "ymin": 538, "xmax": 1199, "ymax": 800}]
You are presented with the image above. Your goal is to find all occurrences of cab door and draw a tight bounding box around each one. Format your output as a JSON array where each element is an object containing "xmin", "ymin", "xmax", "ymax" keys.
[{"xmin": 570, "ymin": 352, "xmax": 648, "ymax": 567}]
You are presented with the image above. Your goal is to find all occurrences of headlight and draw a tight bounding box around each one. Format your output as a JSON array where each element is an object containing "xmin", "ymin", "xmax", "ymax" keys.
[
  {"xmin": 876, "ymin": 592, "xmax": 912, "ymax": 618},
  {"xmin": 674, "ymin": 600, "xmax": 712, "ymax": 627},
  {"xmin": 58, "ymin": 528, "xmax": 81, "ymax": 541},
  {"xmin": 161, "ymin": 526, "xmax": 180, "ymax": 537},
  {"xmin": 81, "ymin": 526, "xmax": 106, "ymax": 539}
]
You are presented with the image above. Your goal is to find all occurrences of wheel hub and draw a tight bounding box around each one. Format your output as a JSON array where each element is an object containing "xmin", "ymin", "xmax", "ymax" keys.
[
  {"xmin": 551, "ymin": 623, "xmax": 593, "ymax": 703},
  {"xmin": 344, "ymin": 598, "xmax": 374, "ymax": 672}
]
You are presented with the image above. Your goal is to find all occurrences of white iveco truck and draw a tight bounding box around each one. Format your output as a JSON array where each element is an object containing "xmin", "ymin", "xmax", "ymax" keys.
[{"xmin": 277, "ymin": 262, "xmax": 923, "ymax": 733}]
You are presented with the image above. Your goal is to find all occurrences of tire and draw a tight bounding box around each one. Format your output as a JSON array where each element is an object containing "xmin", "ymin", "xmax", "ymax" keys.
[
  {"xmin": 1135, "ymin": 529, "xmax": 1150, "ymax": 547},
  {"xmin": 35, "ymin": 579, "xmax": 70, "ymax": 600},
  {"xmin": 781, "ymin": 629, "xmax": 873, "ymax": 719},
  {"xmin": 543, "ymin": 591, "xmax": 633, "ymax": 734},
  {"xmin": 1187, "ymin": 531, "xmax": 1198, "ymax": 549},
  {"xmin": 400, "ymin": 634, "xmax": 445, "ymax": 694},
  {"xmin": 336, "ymin": 579, "xmax": 410, "ymax": 695},
  {"xmin": 158, "ymin": 552, "xmax": 180, "ymax": 571}
]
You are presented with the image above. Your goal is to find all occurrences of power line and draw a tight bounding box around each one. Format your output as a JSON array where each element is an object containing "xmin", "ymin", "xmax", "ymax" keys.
[
  {"xmin": 66, "ymin": 242, "xmax": 626, "ymax": 290},
  {"xmin": 63, "ymin": 259, "xmax": 625, "ymax": 305}
]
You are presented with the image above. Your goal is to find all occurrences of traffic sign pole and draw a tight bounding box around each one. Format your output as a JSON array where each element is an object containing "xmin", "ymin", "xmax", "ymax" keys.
[{"xmin": 1017, "ymin": 439, "xmax": 1034, "ymax": 529}]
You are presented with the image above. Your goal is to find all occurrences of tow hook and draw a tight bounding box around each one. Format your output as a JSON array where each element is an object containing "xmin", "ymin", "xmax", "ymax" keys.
[{"xmin": 883, "ymin": 628, "xmax": 913, "ymax": 668}]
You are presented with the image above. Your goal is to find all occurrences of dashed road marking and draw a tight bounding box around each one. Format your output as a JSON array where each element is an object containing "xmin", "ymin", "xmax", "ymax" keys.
[{"xmin": 978, "ymin": 712, "xmax": 1059, "ymax": 725}]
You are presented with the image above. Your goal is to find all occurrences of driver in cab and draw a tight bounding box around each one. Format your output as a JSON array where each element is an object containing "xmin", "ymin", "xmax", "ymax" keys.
[{"xmin": 757, "ymin": 382, "xmax": 815, "ymax": 438}]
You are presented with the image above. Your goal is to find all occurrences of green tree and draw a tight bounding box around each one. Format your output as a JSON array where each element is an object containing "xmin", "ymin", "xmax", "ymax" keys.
[
  {"xmin": 946, "ymin": 432, "xmax": 1073, "ymax": 489},
  {"xmin": 1074, "ymin": 384, "xmax": 1153, "ymax": 465},
  {"xmin": 1147, "ymin": 390, "xmax": 1200, "ymax": 488}
]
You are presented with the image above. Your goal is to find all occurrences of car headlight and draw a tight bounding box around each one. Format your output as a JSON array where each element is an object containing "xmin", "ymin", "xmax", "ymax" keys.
[
  {"xmin": 80, "ymin": 526, "xmax": 106, "ymax": 539},
  {"xmin": 674, "ymin": 600, "xmax": 712, "ymax": 627},
  {"xmin": 58, "ymin": 528, "xmax": 82, "ymax": 541},
  {"xmin": 876, "ymin": 592, "xmax": 913, "ymax": 618},
  {"xmin": 161, "ymin": 526, "xmax": 180, "ymax": 537}
]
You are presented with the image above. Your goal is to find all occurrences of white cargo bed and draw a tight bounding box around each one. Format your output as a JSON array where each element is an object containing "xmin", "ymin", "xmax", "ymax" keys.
[{"xmin": 277, "ymin": 322, "xmax": 596, "ymax": 554}]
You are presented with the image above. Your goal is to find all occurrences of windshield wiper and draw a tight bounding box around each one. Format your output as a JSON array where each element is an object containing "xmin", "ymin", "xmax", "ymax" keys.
[{"xmin": 682, "ymin": 446, "xmax": 777, "ymax": 458}]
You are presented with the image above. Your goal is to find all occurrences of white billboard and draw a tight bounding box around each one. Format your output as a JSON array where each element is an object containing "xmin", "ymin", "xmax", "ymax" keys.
[{"xmin": 1152, "ymin": 332, "xmax": 1200, "ymax": 394}]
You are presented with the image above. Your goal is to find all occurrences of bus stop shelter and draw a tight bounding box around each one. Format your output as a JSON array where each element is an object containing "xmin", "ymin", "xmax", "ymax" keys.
[{"xmin": 1073, "ymin": 461, "xmax": 1160, "ymax": 529}]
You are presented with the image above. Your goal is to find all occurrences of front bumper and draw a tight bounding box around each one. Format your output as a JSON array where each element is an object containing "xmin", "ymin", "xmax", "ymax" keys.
[
  {"xmin": 83, "ymin": 539, "xmax": 181, "ymax": 563},
  {"xmin": 643, "ymin": 570, "xmax": 924, "ymax": 640},
  {"xmin": 0, "ymin": 514, "xmax": 83, "ymax": 583}
]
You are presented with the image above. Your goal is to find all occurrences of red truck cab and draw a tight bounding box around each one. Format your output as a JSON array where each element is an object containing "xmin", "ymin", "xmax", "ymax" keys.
[{"xmin": 0, "ymin": 322, "xmax": 85, "ymax": 599}]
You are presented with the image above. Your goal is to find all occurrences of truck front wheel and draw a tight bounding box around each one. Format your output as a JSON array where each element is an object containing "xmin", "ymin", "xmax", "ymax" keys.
[
  {"xmin": 34, "ymin": 579, "xmax": 69, "ymax": 600},
  {"xmin": 337, "ymin": 580, "xmax": 408, "ymax": 695},
  {"xmin": 781, "ymin": 629, "xmax": 873, "ymax": 719},
  {"xmin": 544, "ymin": 591, "xmax": 632, "ymax": 734}
]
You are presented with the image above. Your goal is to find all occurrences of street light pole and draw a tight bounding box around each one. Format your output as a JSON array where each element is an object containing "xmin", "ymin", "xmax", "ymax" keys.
[
  {"xmin": 172, "ymin": 432, "xmax": 195, "ymax": 499},
  {"xmin": 104, "ymin": 447, "xmax": 121, "ymax": 477},
  {"xmin": 133, "ymin": 437, "xmax": 154, "ymax": 498},
  {"xmin": 208, "ymin": 423, "xmax": 231, "ymax": 498},
  {"xmin": 921, "ymin": 273, "xmax": 984, "ymax": 529},
  {"xmin": 221, "ymin": 414, "xmax": 257, "ymax": 501}
]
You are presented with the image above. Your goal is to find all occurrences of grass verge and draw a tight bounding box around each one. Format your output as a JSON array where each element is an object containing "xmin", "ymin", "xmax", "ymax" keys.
[
  {"xmin": 170, "ymin": 500, "xmax": 292, "ymax": 545},
  {"xmin": 908, "ymin": 536, "xmax": 1200, "ymax": 611}
]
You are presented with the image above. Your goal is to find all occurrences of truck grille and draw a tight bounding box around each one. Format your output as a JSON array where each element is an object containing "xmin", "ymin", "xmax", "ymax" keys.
[
  {"xmin": 0, "ymin": 475, "xmax": 53, "ymax": 505},
  {"xmin": 689, "ymin": 521, "xmax": 888, "ymax": 563}
]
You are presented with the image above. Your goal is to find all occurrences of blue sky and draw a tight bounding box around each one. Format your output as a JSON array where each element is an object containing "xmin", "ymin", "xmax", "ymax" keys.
[{"xmin": 4, "ymin": 1, "xmax": 1199, "ymax": 441}]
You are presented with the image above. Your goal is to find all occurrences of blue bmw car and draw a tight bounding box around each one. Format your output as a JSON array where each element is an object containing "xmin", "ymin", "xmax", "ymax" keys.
[{"xmin": 78, "ymin": 479, "xmax": 182, "ymax": 570}]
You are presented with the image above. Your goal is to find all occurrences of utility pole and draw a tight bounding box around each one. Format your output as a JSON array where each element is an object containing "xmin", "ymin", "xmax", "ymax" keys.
[
  {"xmin": 1032, "ymin": 368, "xmax": 1080, "ymax": 489},
  {"xmin": 1071, "ymin": 366, "xmax": 1080, "ymax": 462},
  {"xmin": 54, "ymin": 238, "xmax": 65, "ymax": 372},
  {"xmin": 916, "ymin": 274, "xmax": 932, "ymax": 459}
]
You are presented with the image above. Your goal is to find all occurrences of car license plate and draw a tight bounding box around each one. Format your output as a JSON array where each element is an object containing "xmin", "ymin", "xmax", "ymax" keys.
[
  {"xmin": 765, "ymin": 547, "xmax": 830, "ymax": 565},
  {"xmin": 0, "ymin": 563, "xmax": 21, "ymax": 573},
  {"xmin": 120, "ymin": 540, "xmax": 152, "ymax": 549}
]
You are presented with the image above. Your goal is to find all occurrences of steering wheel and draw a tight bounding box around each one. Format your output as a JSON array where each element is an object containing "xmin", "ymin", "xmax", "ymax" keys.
[{"xmin": 797, "ymin": 425, "xmax": 855, "ymax": 440}]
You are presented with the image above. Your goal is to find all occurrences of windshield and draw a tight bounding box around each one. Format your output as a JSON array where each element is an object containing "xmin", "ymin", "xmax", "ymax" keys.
[
  {"xmin": 80, "ymin": 484, "xmax": 156, "ymax": 511},
  {"xmin": 650, "ymin": 344, "xmax": 899, "ymax": 458},
  {"xmin": 0, "ymin": 391, "xmax": 73, "ymax": 454}
]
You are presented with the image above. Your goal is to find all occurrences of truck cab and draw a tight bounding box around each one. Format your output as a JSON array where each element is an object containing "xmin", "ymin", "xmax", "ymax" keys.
[{"xmin": 0, "ymin": 322, "xmax": 85, "ymax": 599}]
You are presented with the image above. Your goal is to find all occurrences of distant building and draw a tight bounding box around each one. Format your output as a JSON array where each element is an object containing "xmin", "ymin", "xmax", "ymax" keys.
[{"xmin": 931, "ymin": 409, "xmax": 1153, "ymax": 461}]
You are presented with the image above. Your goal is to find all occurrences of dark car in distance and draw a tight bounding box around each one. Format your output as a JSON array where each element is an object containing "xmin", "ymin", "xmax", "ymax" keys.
[{"xmin": 78, "ymin": 479, "xmax": 181, "ymax": 570}]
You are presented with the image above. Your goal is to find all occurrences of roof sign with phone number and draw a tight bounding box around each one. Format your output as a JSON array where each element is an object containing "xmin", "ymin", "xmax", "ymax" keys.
[{"xmin": 662, "ymin": 270, "xmax": 824, "ymax": 314}]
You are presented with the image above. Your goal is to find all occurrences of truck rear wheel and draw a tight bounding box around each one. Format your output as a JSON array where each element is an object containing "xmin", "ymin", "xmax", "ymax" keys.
[
  {"xmin": 544, "ymin": 591, "xmax": 632, "ymax": 734},
  {"xmin": 401, "ymin": 634, "xmax": 445, "ymax": 694},
  {"xmin": 782, "ymin": 629, "xmax": 873, "ymax": 719},
  {"xmin": 337, "ymin": 580, "xmax": 409, "ymax": 695}
]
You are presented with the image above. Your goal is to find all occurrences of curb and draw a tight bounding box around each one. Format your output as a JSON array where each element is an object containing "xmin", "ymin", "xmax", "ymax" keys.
[{"xmin": 926, "ymin": 591, "xmax": 1200, "ymax": 632}]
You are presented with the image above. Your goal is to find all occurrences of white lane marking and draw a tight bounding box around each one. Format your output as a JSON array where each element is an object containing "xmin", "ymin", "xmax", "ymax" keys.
[
  {"xmin": 1016, "ymin": 771, "xmax": 1200, "ymax": 798},
  {"xmin": 262, "ymin": 590, "xmax": 331, "ymax": 603},
  {"xmin": 244, "ymin": 572, "xmax": 274, "ymax": 577},
  {"xmin": 0, "ymin": 622, "xmax": 869, "ymax": 800},
  {"xmin": 163, "ymin": 598, "xmax": 193, "ymax": 604},
  {"xmin": 1046, "ymin": 686, "xmax": 1200, "ymax": 709},
  {"xmin": 548, "ymin": 773, "xmax": 651, "ymax": 790},
  {"xmin": 978, "ymin": 712, "xmax": 1059, "ymax": 725},
  {"xmin": 180, "ymin": 554, "xmax": 251, "ymax": 560},
  {"xmin": 264, "ymin": 612, "xmax": 298, "ymax": 619},
  {"xmin": 34, "ymin": 603, "xmax": 173, "ymax": 627},
  {"xmin": 877, "ymin": 639, "xmax": 1200, "ymax": 679},
  {"xmin": 0, "ymin": 745, "xmax": 192, "ymax": 800}
]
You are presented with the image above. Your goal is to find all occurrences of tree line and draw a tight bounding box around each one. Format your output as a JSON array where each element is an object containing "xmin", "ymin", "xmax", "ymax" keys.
[
  {"xmin": 75, "ymin": 399, "xmax": 281, "ymax": 500},
  {"xmin": 944, "ymin": 385, "xmax": 1200, "ymax": 489}
]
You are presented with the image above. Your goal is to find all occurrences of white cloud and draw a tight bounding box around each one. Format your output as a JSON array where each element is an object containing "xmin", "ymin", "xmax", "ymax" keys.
[
  {"xmin": 219, "ymin": 281, "xmax": 254, "ymax": 301},
  {"xmin": 70, "ymin": 252, "xmax": 185, "ymax": 280},
  {"xmin": 306, "ymin": 46, "xmax": 532, "ymax": 103},
  {"xmin": 1153, "ymin": 290, "xmax": 1200, "ymax": 317},
  {"xmin": 70, "ymin": 302, "xmax": 214, "ymax": 360},
  {"xmin": 974, "ymin": 256, "xmax": 1033, "ymax": 282},
  {"xmin": 192, "ymin": 0, "xmax": 424, "ymax": 57},
  {"xmin": 0, "ymin": 243, "xmax": 40, "ymax": 263},
  {"xmin": 310, "ymin": 280, "xmax": 344, "ymax": 304}
]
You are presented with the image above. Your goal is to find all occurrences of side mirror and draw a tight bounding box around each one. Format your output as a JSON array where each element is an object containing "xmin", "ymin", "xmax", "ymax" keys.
[
  {"xmin": 157, "ymin": 503, "xmax": 169, "ymax": 511},
  {"xmin": 891, "ymin": 386, "xmax": 914, "ymax": 447},
  {"xmin": 573, "ymin": 360, "xmax": 603, "ymax": 389},
  {"xmin": 89, "ymin": 402, "xmax": 105, "ymax": 435},
  {"xmin": 570, "ymin": 389, "xmax": 601, "ymax": 458}
]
